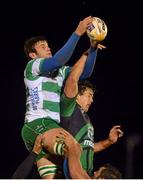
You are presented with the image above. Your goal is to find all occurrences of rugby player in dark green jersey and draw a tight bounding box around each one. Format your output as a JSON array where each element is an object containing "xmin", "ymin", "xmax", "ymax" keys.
[{"xmin": 60, "ymin": 44, "xmax": 123, "ymax": 177}]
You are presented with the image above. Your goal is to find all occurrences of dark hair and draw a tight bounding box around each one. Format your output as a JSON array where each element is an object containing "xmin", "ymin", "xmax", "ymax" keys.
[
  {"xmin": 24, "ymin": 36, "xmax": 47, "ymax": 59},
  {"xmin": 97, "ymin": 163, "xmax": 122, "ymax": 179},
  {"xmin": 78, "ymin": 80, "xmax": 96, "ymax": 95}
]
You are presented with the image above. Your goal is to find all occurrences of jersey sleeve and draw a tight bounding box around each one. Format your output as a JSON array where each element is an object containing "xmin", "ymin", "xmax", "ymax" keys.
[
  {"xmin": 80, "ymin": 47, "xmax": 98, "ymax": 80},
  {"xmin": 24, "ymin": 58, "xmax": 45, "ymax": 80},
  {"xmin": 60, "ymin": 93, "xmax": 76, "ymax": 117},
  {"xmin": 40, "ymin": 33, "xmax": 80, "ymax": 74},
  {"xmin": 12, "ymin": 151, "xmax": 37, "ymax": 179}
]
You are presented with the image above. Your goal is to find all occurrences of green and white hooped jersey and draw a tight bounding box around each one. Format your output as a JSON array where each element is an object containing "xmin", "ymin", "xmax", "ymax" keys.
[{"xmin": 24, "ymin": 58, "xmax": 69, "ymax": 123}]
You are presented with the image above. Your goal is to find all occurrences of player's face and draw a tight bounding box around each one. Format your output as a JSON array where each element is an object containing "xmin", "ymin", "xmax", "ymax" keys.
[
  {"xmin": 76, "ymin": 88, "xmax": 94, "ymax": 112},
  {"xmin": 34, "ymin": 41, "xmax": 52, "ymax": 58}
]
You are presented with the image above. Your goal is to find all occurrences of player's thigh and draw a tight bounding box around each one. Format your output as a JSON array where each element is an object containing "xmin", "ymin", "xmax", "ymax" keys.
[{"xmin": 42, "ymin": 127, "xmax": 76, "ymax": 154}]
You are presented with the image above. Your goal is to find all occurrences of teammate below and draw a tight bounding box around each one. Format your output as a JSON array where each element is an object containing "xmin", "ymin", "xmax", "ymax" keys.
[
  {"xmin": 12, "ymin": 132, "xmax": 122, "ymax": 179},
  {"xmin": 56, "ymin": 130, "xmax": 122, "ymax": 179}
]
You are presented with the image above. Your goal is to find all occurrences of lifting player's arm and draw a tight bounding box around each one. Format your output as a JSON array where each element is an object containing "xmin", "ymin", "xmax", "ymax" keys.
[
  {"xmin": 12, "ymin": 135, "xmax": 42, "ymax": 179},
  {"xmin": 94, "ymin": 125, "xmax": 124, "ymax": 153},
  {"xmin": 57, "ymin": 130, "xmax": 91, "ymax": 179}
]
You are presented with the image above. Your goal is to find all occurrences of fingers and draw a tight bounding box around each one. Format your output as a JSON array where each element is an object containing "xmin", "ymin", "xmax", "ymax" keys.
[
  {"xmin": 111, "ymin": 125, "xmax": 122, "ymax": 131},
  {"xmin": 118, "ymin": 133, "xmax": 124, "ymax": 138},
  {"xmin": 109, "ymin": 125, "xmax": 124, "ymax": 143},
  {"xmin": 59, "ymin": 130, "xmax": 69, "ymax": 137},
  {"xmin": 55, "ymin": 130, "xmax": 70, "ymax": 143},
  {"xmin": 35, "ymin": 134, "xmax": 43, "ymax": 144},
  {"xmin": 110, "ymin": 125, "xmax": 124, "ymax": 138},
  {"xmin": 56, "ymin": 136, "xmax": 65, "ymax": 142},
  {"xmin": 83, "ymin": 16, "xmax": 93, "ymax": 25},
  {"xmin": 97, "ymin": 44, "xmax": 107, "ymax": 50},
  {"xmin": 112, "ymin": 125, "xmax": 122, "ymax": 129},
  {"xmin": 117, "ymin": 129, "xmax": 124, "ymax": 138},
  {"xmin": 90, "ymin": 39, "xmax": 107, "ymax": 49},
  {"xmin": 75, "ymin": 16, "xmax": 93, "ymax": 36}
]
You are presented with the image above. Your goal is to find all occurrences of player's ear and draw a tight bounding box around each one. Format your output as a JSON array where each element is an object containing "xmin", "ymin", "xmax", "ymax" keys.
[{"xmin": 29, "ymin": 52, "xmax": 37, "ymax": 59}]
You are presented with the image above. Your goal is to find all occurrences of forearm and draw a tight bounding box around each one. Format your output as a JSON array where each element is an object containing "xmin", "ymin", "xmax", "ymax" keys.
[
  {"xmin": 70, "ymin": 54, "xmax": 87, "ymax": 80},
  {"xmin": 64, "ymin": 55, "xmax": 87, "ymax": 98},
  {"xmin": 41, "ymin": 33, "xmax": 80, "ymax": 74},
  {"xmin": 94, "ymin": 139, "xmax": 113, "ymax": 153},
  {"xmin": 54, "ymin": 32, "xmax": 80, "ymax": 63},
  {"xmin": 68, "ymin": 152, "xmax": 90, "ymax": 179},
  {"xmin": 79, "ymin": 47, "xmax": 98, "ymax": 79},
  {"xmin": 65, "ymin": 138, "xmax": 91, "ymax": 179},
  {"xmin": 12, "ymin": 151, "xmax": 38, "ymax": 179}
]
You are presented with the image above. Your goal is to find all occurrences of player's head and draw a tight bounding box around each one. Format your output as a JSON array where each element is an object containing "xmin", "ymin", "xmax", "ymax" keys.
[
  {"xmin": 76, "ymin": 80, "xmax": 96, "ymax": 112},
  {"xmin": 93, "ymin": 163, "xmax": 122, "ymax": 179},
  {"xmin": 24, "ymin": 36, "xmax": 52, "ymax": 59}
]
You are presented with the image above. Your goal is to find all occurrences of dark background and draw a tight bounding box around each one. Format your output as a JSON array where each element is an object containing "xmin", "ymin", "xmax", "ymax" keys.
[{"xmin": 0, "ymin": 0, "xmax": 142, "ymax": 178}]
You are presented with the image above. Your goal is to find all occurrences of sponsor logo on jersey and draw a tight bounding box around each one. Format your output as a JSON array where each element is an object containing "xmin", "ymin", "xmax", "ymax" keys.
[
  {"xmin": 88, "ymin": 126, "xmax": 94, "ymax": 141},
  {"xmin": 29, "ymin": 87, "xmax": 39, "ymax": 110},
  {"xmin": 83, "ymin": 140, "xmax": 94, "ymax": 148}
]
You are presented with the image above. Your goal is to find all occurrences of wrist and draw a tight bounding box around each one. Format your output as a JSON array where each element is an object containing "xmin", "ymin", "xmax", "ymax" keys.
[
  {"xmin": 32, "ymin": 150, "xmax": 39, "ymax": 155},
  {"xmin": 107, "ymin": 138, "xmax": 115, "ymax": 145},
  {"xmin": 73, "ymin": 32, "xmax": 81, "ymax": 37},
  {"xmin": 83, "ymin": 50, "xmax": 89, "ymax": 56},
  {"xmin": 90, "ymin": 39, "xmax": 98, "ymax": 48},
  {"xmin": 74, "ymin": 31, "xmax": 82, "ymax": 36},
  {"xmin": 32, "ymin": 147, "xmax": 41, "ymax": 155}
]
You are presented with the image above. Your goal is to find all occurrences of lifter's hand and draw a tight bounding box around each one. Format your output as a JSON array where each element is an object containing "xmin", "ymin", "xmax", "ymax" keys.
[
  {"xmin": 90, "ymin": 39, "xmax": 107, "ymax": 49},
  {"xmin": 56, "ymin": 130, "xmax": 82, "ymax": 158},
  {"xmin": 32, "ymin": 134, "xmax": 43, "ymax": 154}
]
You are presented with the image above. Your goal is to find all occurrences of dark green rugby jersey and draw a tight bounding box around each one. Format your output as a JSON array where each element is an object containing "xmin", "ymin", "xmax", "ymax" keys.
[{"xmin": 60, "ymin": 94, "xmax": 94, "ymax": 175}]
